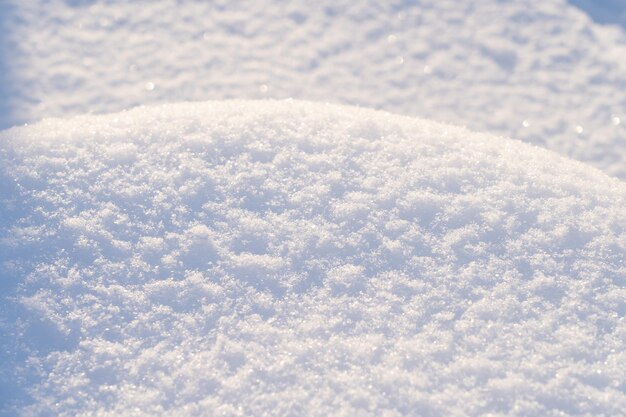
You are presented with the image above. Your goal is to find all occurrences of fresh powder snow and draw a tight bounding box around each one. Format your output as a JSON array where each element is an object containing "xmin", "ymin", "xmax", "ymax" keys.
[{"xmin": 1, "ymin": 100, "xmax": 624, "ymax": 416}]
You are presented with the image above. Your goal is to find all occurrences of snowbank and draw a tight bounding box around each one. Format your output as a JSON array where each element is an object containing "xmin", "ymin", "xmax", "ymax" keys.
[{"xmin": 1, "ymin": 100, "xmax": 624, "ymax": 416}]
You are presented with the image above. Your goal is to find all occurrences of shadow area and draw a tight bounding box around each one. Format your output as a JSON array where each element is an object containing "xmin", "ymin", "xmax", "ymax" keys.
[
  {"xmin": 0, "ymin": 6, "xmax": 33, "ymax": 414},
  {"xmin": 569, "ymin": 0, "xmax": 626, "ymax": 27},
  {"xmin": 0, "ymin": 167, "xmax": 32, "ymax": 414},
  {"xmin": 0, "ymin": 2, "xmax": 18, "ymax": 130}
]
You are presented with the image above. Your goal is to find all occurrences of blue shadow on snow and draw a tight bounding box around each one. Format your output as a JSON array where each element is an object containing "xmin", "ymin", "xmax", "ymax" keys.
[{"xmin": 568, "ymin": 0, "xmax": 626, "ymax": 27}]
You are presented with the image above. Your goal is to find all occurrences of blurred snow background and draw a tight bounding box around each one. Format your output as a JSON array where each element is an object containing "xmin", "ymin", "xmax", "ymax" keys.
[{"xmin": 0, "ymin": 0, "xmax": 625, "ymax": 178}]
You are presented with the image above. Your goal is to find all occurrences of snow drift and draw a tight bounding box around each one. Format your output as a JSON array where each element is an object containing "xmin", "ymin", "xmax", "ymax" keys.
[{"xmin": 0, "ymin": 100, "xmax": 624, "ymax": 416}]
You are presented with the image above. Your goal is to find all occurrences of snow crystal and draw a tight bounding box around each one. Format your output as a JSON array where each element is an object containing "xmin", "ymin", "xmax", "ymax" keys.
[
  {"xmin": 612, "ymin": 115, "xmax": 621, "ymax": 126},
  {"xmin": 0, "ymin": 100, "xmax": 624, "ymax": 416}
]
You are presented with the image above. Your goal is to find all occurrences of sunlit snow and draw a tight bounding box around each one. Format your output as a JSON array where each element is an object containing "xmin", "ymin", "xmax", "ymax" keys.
[
  {"xmin": 1, "ymin": 100, "xmax": 624, "ymax": 416},
  {"xmin": 1, "ymin": 0, "xmax": 625, "ymax": 415}
]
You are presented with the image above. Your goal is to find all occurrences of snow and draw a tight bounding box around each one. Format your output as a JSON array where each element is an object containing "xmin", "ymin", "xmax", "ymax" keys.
[
  {"xmin": 1, "ymin": 100, "xmax": 624, "ymax": 416},
  {"xmin": 1, "ymin": 0, "xmax": 625, "ymax": 179}
]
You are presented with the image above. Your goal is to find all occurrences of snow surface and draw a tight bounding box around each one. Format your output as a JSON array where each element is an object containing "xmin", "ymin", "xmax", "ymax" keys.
[
  {"xmin": 1, "ymin": 100, "xmax": 625, "ymax": 416},
  {"xmin": 1, "ymin": 0, "xmax": 625, "ymax": 179}
]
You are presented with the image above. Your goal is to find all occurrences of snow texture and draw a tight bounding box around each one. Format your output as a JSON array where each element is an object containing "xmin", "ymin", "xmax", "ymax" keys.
[
  {"xmin": 1, "ymin": 100, "xmax": 625, "ymax": 416},
  {"xmin": 1, "ymin": 0, "xmax": 625, "ymax": 179}
]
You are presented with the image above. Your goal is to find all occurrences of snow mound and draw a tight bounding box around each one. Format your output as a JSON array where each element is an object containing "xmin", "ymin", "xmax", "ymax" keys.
[{"xmin": 0, "ymin": 100, "xmax": 624, "ymax": 416}]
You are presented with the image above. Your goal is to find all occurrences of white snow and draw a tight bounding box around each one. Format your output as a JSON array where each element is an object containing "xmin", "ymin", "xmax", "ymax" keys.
[
  {"xmin": 1, "ymin": 0, "xmax": 625, "ymax": 178},
  {"xmin": 1, "ymin": 100, "xmax": 624, "ymax": 416}
]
